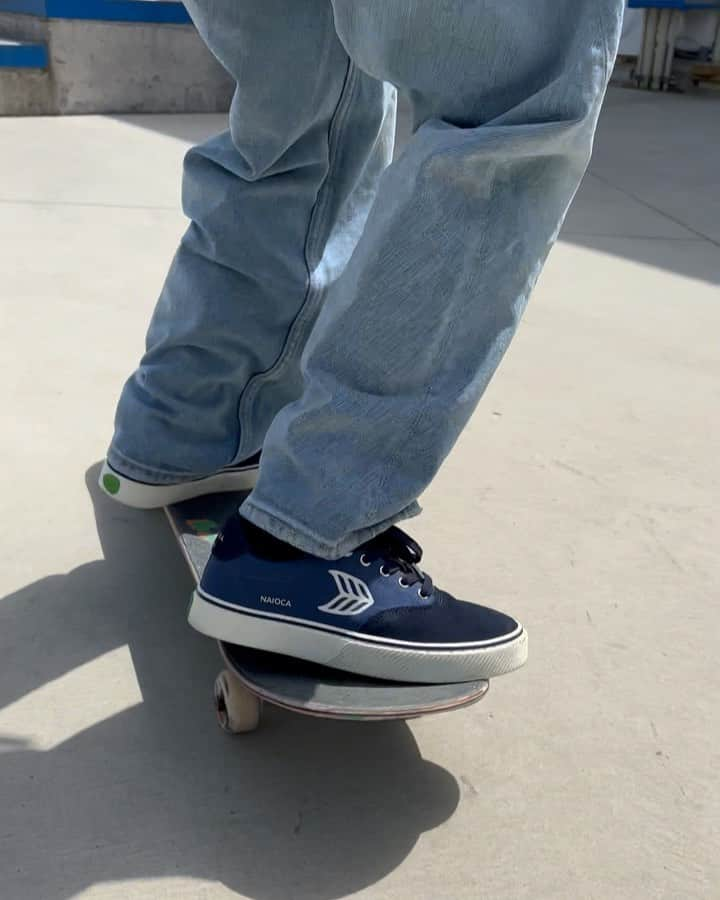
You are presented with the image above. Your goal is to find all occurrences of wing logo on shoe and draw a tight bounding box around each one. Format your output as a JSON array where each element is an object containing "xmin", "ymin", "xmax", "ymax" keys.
[{"xmin": 318, "ymin": 570, "xmax": 375, "ymax": 616}]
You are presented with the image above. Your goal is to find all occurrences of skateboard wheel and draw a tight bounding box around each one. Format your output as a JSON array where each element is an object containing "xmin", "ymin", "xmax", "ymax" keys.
[{"xmin": 213, "ymin": 669, "xmax": 261, "ymax": 734}]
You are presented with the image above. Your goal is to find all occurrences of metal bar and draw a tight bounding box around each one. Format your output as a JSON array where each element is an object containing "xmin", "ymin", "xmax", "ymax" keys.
[{"xmin": 651, "ymin": 8, "xmax": 672, "ymax": 89}]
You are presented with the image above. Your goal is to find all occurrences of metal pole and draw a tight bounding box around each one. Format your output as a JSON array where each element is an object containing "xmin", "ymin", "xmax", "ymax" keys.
[
  {"xmin": 711, "ymin": 11, "xmax": 720, "ymax": 64},
  {"xmin": 651, "ymin": 9, "xmax": 672, "ymax": 90},
  {"xmin": 639, "ymin": 7, "xmax": 659, "ymax": 88},
  {"xmin": 662, "ymin": 10, "xmax": 682, "ymax": 90}
]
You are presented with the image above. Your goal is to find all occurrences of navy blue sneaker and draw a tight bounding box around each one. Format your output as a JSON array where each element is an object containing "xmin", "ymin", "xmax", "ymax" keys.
[
  {"xmin": 99, "ymin": 452, "xmax": 260, "ymax": 508},
  {"xmin": 190, "ymin": 514, "xmax": 528, "ymax": 683}
]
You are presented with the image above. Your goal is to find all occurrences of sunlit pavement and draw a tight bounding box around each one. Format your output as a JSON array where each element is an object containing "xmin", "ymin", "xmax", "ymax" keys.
[{"xmin": 1, "ymin": 87, "xmax": 718, "ymax": 899}]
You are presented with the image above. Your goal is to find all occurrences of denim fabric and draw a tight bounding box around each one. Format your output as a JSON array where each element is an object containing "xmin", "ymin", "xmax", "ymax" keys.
[{"xmin": 108, "ymin": 0, "xmax": 624, "ymax": 558}]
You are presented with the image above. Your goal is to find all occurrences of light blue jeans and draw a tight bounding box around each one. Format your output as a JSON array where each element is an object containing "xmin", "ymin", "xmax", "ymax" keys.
[{"xmin": 109, "ymin": 0, "xmax": 624, "ymax": 559}]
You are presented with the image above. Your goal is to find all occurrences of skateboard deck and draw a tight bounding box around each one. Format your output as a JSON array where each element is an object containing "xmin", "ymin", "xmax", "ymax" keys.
[{"xmin": 166, "ymin": 492, "xmax": 489, "ymax": 731}]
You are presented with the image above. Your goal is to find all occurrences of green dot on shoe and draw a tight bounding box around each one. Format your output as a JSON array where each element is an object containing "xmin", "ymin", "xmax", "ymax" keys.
[{"xmin": 103, "ymin": 473, "xmax": 121, "ymax": 495}]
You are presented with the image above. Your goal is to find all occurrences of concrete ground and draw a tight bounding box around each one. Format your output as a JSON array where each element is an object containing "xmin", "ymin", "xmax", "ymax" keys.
[{"xmin": 1, "ymin": 87, "xmax": 718, "ymax": 899}]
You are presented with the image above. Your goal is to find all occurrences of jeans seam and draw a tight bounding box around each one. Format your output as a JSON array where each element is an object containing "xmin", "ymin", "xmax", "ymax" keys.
[{"xmin": 233, "ymin": 60, "xmax": 360, "ymax": 461}]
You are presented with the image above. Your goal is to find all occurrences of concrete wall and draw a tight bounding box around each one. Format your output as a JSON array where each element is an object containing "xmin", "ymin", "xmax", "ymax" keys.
[
  {"xmin": 48, "ymin": 18, "xmax": 233, "ymax": 113},
  {"xmin": 0, "ymin": 12, "xmax": 233, "ymax": 114},
  {"xmin": 0, "ymin": 66, "xmax": 51, "ymax": 114}
]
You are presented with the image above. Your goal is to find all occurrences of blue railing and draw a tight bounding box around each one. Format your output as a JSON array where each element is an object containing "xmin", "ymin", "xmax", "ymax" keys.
[
  {"xmin": 0, "ymin": 0, "xmax": 192, "ymax": 23},
  {"xmin": 0, "ymin": 37, "xmax": 48, "ymax": 66},
  {"xmin": 628, "ymin": 1, "xmax": 720, "ymax": 9}
]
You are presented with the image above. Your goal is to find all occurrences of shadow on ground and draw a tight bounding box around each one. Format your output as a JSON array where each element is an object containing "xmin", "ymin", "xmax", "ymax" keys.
[
  {"xmin": 109, "ymin": 112, "xmax": 228, "ymax": 145},
  {"xmin": 560, "ymin": 88, "xmax": 720, "ymax": 285},
  {"xmin": 0, "ymin": 465, "xmax": 460, "ymax": 899}
]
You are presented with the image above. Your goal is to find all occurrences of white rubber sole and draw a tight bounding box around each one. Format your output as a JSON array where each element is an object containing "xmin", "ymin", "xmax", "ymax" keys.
[
  {"xmin": 188, "ymin": 588, "xmax": 528, "ymax": 684},
  {"xmin": 99, "ymin": 459, "xmax": 259, "ymax": 509}
]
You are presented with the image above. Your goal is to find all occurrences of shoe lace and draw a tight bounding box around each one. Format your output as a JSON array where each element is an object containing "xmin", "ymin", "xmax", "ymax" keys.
[{"xmin": 363, "ymin": 527, "xmax": 434, "ymax": 598}]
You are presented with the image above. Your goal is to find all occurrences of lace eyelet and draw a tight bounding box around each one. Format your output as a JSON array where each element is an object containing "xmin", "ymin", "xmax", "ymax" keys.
[
  {"xmin": 379, "ymin": 565, "xmax": 390, "ymax": 577},
  {"xmin": 398, "ymin": 577, "xmax": 410, "ymax": 588},
  {"xmin": 418, "ymin": 589, "xmax": 430, "ymax": 600},
  {"xmin": 359, "ymin": 554, "xmax": 371, "ymax": 567}
]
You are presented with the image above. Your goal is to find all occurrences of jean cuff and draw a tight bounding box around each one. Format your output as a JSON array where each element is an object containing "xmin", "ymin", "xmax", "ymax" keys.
[
  {"xmin": 106, "ymin": 446, "xmax": 197, "ymax": 484},
  {"xmin": 239, "ymin": 495, "xmax": 422, "ymax": 560}
]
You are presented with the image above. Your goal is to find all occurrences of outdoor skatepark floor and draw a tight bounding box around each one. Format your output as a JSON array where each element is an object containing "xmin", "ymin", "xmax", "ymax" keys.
[{"xmin": 1, "ymin": 86, "xmax": 718, "ymax": 899}]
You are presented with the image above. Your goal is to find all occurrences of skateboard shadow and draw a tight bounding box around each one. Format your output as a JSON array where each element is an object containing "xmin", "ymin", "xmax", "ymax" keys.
[{"xmin": 0, "ymin": 464, "xmax": 461, "ymax": 900}]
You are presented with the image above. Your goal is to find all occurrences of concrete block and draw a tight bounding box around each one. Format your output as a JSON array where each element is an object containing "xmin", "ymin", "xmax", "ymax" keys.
[
  {"xmin": 49, "ymin": 18, "xmax": 233, "ymax": 114},
  {"xmin": 0, "ymin": 66, "xmax": 51, "ymax": 113},
  {"xmin": 0, "ymin": 11, "xmax": 233, "ymax": 114}
]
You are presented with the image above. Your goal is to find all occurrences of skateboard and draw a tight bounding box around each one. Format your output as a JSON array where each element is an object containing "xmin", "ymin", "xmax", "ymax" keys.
[{"xmin": 166, "ymin": 493, "xmax": 489, "ymax": 733}]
